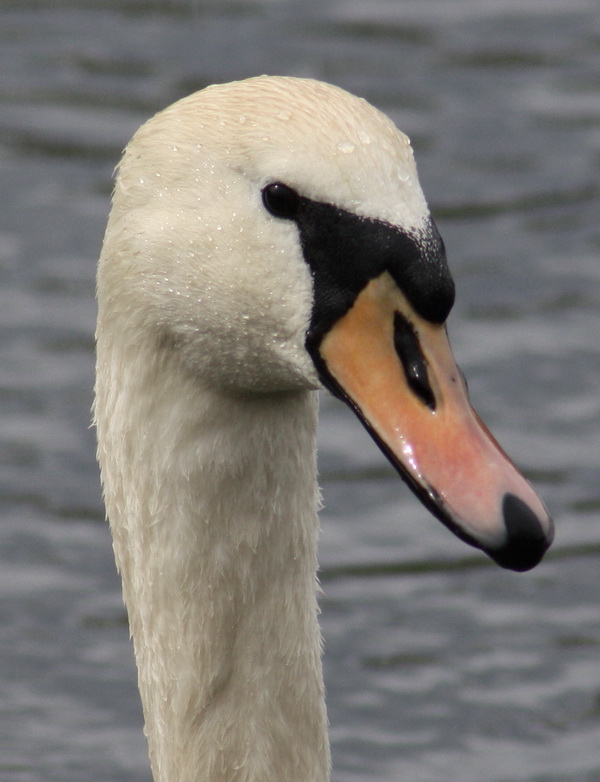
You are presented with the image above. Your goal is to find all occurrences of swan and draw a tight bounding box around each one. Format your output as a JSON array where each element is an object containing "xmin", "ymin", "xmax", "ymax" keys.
[{"xmin": 94, "ymin": 76, "xmax": 554, "ymax": 782}]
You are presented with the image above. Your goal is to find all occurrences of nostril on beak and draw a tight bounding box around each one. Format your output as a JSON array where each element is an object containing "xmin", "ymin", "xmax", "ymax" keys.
[
  {"xmin": 393, "ymin": 312, "xmax": 436, "ymax": 411},
  {"xmin": 489, "ymin": 493, "xmax": 553, "ymax": 572}
]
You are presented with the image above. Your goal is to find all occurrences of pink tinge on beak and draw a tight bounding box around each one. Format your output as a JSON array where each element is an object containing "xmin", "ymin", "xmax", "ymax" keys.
[{"xmin": 317, "ymin": 273, "xmax": 554, "ymax": 572}]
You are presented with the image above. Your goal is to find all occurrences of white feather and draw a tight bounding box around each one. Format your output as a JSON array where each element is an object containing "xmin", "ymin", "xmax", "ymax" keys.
[{"xmin": 94, "ymin": 75, "xmax": 432, "ymax": 782}]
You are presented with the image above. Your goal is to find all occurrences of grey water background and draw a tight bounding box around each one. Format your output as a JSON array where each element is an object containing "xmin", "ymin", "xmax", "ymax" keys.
[{"xmin": 1, "ymin": 0, "xmax": 599, "ymax": 780}]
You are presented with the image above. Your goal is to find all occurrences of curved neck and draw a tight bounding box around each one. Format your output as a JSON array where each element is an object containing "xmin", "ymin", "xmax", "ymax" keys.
[{"xmin": 95, "ymin": 346, "xmax": 329, "ymax": 782}]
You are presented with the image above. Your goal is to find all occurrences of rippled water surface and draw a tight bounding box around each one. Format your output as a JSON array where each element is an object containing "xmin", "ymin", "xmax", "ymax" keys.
[{"xmin": 1, "ymin": 1, "xmax": 600, "ymax": 780}]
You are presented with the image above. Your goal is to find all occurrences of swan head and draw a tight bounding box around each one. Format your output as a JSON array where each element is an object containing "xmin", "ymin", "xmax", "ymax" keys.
[{"xmin": 97, "ymin": 75, "xmax": 553, "ymax": 571}]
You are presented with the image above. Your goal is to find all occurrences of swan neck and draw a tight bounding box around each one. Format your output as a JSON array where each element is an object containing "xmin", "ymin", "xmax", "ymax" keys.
[{"xmin": 96, "ymin": 353, "xmax": 329, "ymax": 782}]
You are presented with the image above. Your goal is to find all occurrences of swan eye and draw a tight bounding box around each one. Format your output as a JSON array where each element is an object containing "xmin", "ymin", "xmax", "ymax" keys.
[{"xmin": 262, "ymin": 182, "xmax": 300, "ymax": 219}]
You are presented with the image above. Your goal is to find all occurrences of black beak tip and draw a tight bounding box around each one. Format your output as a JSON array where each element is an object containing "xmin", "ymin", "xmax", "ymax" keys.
[{"xmin": 488, "ymin": 493, "xmax": 554, "ymax": 573}]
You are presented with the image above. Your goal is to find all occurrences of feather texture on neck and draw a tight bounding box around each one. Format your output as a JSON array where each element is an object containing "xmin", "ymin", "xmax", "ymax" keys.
[{"xmin": 95, "ymin": 335, "xmax": 329, "ymax": 781}]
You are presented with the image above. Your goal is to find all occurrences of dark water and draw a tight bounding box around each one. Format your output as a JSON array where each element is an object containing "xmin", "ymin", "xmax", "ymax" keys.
[{"xmin": 1, "ymin": 1, "xmax": 599, "ymax": 780}]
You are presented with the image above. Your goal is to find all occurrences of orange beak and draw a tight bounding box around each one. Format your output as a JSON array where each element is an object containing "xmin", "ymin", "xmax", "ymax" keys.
[{"xmin": 315, "ymin": 272, "xmax": 553, "ymax": 571}]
